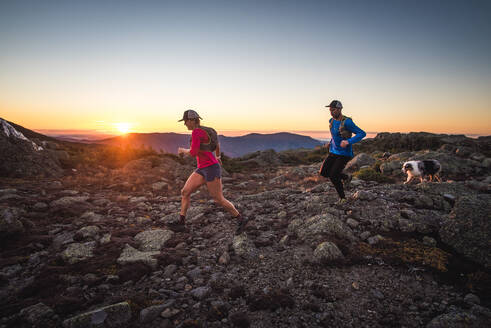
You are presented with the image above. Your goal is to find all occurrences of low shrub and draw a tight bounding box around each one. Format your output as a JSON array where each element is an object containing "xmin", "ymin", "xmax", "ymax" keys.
[{"xmin": 353, "ymin": 167, "xmax": 394, "ymax": 183}]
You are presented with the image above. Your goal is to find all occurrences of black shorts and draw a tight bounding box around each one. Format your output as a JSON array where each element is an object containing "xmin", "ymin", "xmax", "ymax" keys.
[
  {"xmin": 195, "ymin": 163, "xmax": 221, "ymax": 182},
  {"xmin": 319, "ymin": 153, "xmax": 352, "ymax": 178}
]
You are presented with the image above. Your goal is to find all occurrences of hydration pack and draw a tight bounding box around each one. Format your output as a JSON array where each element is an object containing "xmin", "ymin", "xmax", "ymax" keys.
[
  {"xmin": 329, "ymin": 115, "xmax": 352, "ymax": 139},
  {"xmin": 190, "ymin": 126, "xmax": 218, "ymax": 152}
]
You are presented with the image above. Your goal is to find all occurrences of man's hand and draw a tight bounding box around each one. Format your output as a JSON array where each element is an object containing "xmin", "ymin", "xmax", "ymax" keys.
[{"xmin": 340, "ymin": 140, "xmax": 349, "ymax": 148}]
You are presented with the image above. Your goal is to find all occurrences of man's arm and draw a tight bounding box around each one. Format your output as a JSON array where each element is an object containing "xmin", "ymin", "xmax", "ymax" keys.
[{"xmin": 346, "ymin": 119, "xmax": 366, "ymax": 145}]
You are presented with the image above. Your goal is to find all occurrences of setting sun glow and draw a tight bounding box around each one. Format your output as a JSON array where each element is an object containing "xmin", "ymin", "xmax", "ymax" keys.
[{"xmin": 113, "ymin": 123, "xmax": 132, "ymax": 135}]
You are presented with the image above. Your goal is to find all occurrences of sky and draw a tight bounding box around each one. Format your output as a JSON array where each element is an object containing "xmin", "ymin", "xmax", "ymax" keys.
[{"xmin": 1, "ymin": 0, "xmax": 490, "ymax": 137}]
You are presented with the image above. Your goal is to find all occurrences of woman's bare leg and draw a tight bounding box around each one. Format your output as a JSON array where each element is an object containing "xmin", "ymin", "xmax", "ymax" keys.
[
  {"xmin": 206, "ymin": 178, "xmax": 239, "ymax": 217},
  {"xmin": 180, "ymin": 172, "xmax": 206, "ymax": 216}
]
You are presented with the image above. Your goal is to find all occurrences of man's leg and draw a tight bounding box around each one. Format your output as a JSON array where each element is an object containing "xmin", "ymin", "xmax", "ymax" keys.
[{"xmin": 328, "ymin": 155, "xmax": 351, "ymax": 199}]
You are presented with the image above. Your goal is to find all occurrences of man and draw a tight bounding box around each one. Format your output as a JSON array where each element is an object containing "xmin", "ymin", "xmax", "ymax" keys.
[{"xmin": 319, "ymin": 100, "xmax": 366, "ymax": 204}]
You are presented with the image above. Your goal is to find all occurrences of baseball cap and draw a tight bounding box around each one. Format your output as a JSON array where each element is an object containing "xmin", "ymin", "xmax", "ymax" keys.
[
  {"xmin": 178, "ymin": 109, "xmax": 202, "ymax": 122},
  {"xmin": 325, "ymin": 100, "xmax": 343, "ymax": 109}
]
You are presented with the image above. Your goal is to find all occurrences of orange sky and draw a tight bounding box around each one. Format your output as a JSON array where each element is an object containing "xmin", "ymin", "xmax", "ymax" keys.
[{"xmin": 1, "ymin": 1, "xmax": 490, "ymax": 136}]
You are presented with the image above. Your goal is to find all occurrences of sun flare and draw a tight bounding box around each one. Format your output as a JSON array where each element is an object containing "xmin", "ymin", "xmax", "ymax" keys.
[{"xmin": 113, "ymin": 122, "xmax": 132, "ymax": 134}]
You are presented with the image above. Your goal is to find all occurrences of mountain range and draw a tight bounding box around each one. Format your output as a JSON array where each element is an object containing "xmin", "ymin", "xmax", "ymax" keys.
[{"xmin": 90, "ymin": 132, "xmax": 323, "ymax": 157}]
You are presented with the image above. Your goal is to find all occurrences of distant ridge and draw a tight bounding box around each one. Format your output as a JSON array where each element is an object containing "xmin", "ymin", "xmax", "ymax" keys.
[{"xmin": 90, "ymin": 131, "xmax": 323, "ymax": 157}]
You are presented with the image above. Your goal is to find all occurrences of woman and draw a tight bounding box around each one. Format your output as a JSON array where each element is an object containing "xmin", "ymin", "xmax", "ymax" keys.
[{"xmin": 177, "ymin": 109, "xmax": 248, "ymax": 234}]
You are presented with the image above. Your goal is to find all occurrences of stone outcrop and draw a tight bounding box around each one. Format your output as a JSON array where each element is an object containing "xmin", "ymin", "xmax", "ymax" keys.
[{"xmin": 439, "ymin": 194, "xmax": 491, "ymax": 268}]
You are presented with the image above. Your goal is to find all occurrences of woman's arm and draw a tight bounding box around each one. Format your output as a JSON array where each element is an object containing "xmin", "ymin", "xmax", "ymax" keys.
[
  {"xmin": 215, "ymin": 142, "xmax": 222, "ymax": 164},
  {"xmin": 189, "ymin": 129, "xmax": 202, "ymax": 156}
]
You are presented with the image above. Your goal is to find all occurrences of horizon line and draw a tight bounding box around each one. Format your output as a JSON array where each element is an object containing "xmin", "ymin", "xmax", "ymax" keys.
[{"xmin": 34, "ymin": 129, "xmax": 487, "ymax": 139}]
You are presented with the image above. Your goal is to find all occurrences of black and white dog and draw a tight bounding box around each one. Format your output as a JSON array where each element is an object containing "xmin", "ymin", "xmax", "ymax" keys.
[{"xmin": 402, "ymin": 160, "xmax": 442, "ymax": 184}]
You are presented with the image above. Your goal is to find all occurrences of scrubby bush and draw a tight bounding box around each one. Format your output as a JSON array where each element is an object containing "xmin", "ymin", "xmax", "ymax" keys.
[
  {"xmin": 353, "ymin": 167, "xmax": 394, "ymax": 183},
  {"xmin": 61, "ymin": 143, "xmax": 161, "ymax": 169}
]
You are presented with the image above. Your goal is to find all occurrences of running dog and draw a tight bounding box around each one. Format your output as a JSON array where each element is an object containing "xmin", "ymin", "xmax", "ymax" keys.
[{"xmin": 402, "ymin": 160, "xmax": 442, "ymax": 184}]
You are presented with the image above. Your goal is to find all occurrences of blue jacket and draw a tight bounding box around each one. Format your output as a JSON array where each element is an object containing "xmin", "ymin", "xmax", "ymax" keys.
[{"xmin": 329, "ymin": 117, "xmax": 366, "ymax": 157}]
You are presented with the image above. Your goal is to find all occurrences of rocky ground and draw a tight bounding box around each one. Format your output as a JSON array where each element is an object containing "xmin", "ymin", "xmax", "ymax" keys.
[{"xmin": 1, "ymin": 137, "xmax": 491, "ymax": 328}]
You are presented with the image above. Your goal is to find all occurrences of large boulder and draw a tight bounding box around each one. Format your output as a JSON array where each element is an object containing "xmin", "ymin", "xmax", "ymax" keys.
[
  {"xmin": 426, "ymin": 305, "xmax": 491, "ymax": 328},
  {"xmin": 313, "ymin": 241, "xmax": 344, "ymax": 263},
  {"xmin": 134, "ymin": 229, "xmax": 174, "ymax": 251},
  {"xmin": 344, "ymin": 153, "xmax": 376, "ymax": 173},
  {"xmin": 232, "ymin": 234, "xmax": 258, "ymax": 259},
  {"xmin": 117, "ymin": 244, "xmax": 159, "ymax": 269},
  {"xmin": 439, "ymin": 194, "xmax": 491, "ymax": 268},
  {"xmin": 62, "ymin": 302, "xmax": 132, "ymax": 328},
  {"xmin": 0, "ymin": 207, "xmax": 25, "ymax": 237},
  {"xmin": 61, "ymin": 242, "xmax": 96, "ymax": 264},
  {"xmin": 19, "ymin": 303, "xmax": 58, "ymax": 327},
  {"xmin": 288, "ymin": 213, "xmax": 356, "ymax": 242}
]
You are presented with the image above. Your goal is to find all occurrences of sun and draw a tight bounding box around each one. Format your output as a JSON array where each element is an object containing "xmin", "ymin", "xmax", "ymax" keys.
[{"xmin": 113, "ymin": 122, "xmax": 132, "ymax": 134}]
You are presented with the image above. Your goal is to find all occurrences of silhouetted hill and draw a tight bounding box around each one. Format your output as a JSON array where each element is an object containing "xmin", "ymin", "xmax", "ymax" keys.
[{"xmin": 92, "ymin": 132, "xmax": 323, "ymax": 157}]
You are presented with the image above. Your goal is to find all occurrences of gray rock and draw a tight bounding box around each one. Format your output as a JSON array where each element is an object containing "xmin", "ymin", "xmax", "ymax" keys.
[
  {"xmin": 61, "ymin": 242, "xmax": 96, "ymax": 264},
  {"xmin": 50, "ymin": 196, "xmax": 89, "ymax": 208},
  {"xmin": 313, "ymin": 241, "xmax": 344, "ymax": 263},
  {"xmin": 100, "ymin": 233, "xmax": 111, "ymax": 244},
  {"xmin": 426, "ymin": 305, "xmax": 491, "ymax": 328},
  {"xmin": 186, "ymin": 267, "xmax": 202, "ymax": 280},
  {"xmin": 0, "ymin": 207, "xmax": 24, "ymax": 237},
  {"xmin": 76, "ymin": 226, "xmax": 100, "ymax": 239},
  {"xmin": 423, "ymin": 236, "xmax": 437, "ymax": 247},
  {"xmin": 346, "ymin": 218, "xmax": 359, "ymax": 228},
  {"xmin": 380, "ymin": 160, "xmax": 403, "ymax": 175},
  {"xmin": 53, "ymin": 231, "xmax": 75, "ymax": 250},
  {"xmin": 117, "ymin": 244, "xmax": 159, "ymax": 269},
  {"xmin": 345, "ymin": 153, "xmax": 376, "ymax": 173},
  {"xmin": 400, "ymin": 209, "xmax": 418, "ymax": 220},
  {"xmin": 439, "ymin": 194, "xmax": 491, "ymax": 268},
  {"xmin": 288, "ymin": 213, "xmax": 356, "ymax": 242},
  {"xmin": 360, "ymin": 231, "xmax": 371, "ymax": 240},
  {"xmin": 367, "ymin": 235, "xmax": 384, "ymax": 245},
  {"xmin": 19, "ymin": 302, "xmax": 57, "ymax": 326},
  {"xmin": 62, "ymin": 302, "xmax": 131, "ymax": 328},
  {"xmin": 33, "ymin": 202, "xmax": 48, "ymax": 211},
  {"xmin": 398, "ymin": 218, "xmax": 416, "ymax": 233},
  {"xmin": 140, "ymin": 304, "xmax": 168, "ymax": 323},
  {"xmin": 129, "ymin": 196, "xmax": 148, "ymax": 203},
  {"xmin": 164, "ymin": 264, "xmax": 177, "ymax": 277},
  {"xmin": 80, "ymin": 211, "xmax": 103, "ymax": 223},
  {"xmin": 415, "ymin": 195, "xmax": 434, "ymax": 209},
  {"xmin": 190, "ymin": 286, "xmax": 211, "ymax": 300},
  {"xmin": 353, "ymin": 190, "xmax": 377, "ymax": 201},
  {"xmin": 219, "ymin": 251, "xmax": 231, "ymax": 265},
  {"xmin": 464, "ymin": 294, "xmax": 480, "ymax": 305},
  {"xmin": 134, "ymin": 229, "xmax": 174, "ymax": 251},
  {"xmin": 160, "ymin": 308, "xmax": 180, "ymax": 319},
  {"xmin": 152, "ymin": 181, "xmax": 169, "ymax": 191},
  {"xmin": 232, "ymin": 234, "xmax": 258, "ymax": 258}
]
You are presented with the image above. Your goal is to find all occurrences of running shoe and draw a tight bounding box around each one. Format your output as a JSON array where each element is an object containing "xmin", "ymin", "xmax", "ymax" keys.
[{"xmin": 235, "ymin": 217, "xmax": 249, "ymax": 235}]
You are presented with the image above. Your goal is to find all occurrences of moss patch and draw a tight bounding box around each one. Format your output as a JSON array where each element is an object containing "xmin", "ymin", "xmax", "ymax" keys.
[
  {"xmin": 355, "ymin": 238, "xmax": 450, "ymax": 272},
  {"xmin": 353, "ymin": 167, "xmax": 394, "ymax": 183}
]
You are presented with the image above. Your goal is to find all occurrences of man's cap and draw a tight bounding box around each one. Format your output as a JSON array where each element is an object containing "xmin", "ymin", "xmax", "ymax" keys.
[
  {"xmin": 178, "ymin": 109, "xmax": 202, "ymax": 122},
  {"xmin": 325, "ymin": 100, "xmax": 343, "ymax": 109}
]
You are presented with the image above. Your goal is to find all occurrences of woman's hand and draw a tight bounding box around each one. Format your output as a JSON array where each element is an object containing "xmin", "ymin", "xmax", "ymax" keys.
[
  {"xmin": 178, "ymin": 147, "xmax": 190, "ymax": 155},
  {"xmin": 340, "ymin": 140, "xmax": 349, "ymax": 148}
]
